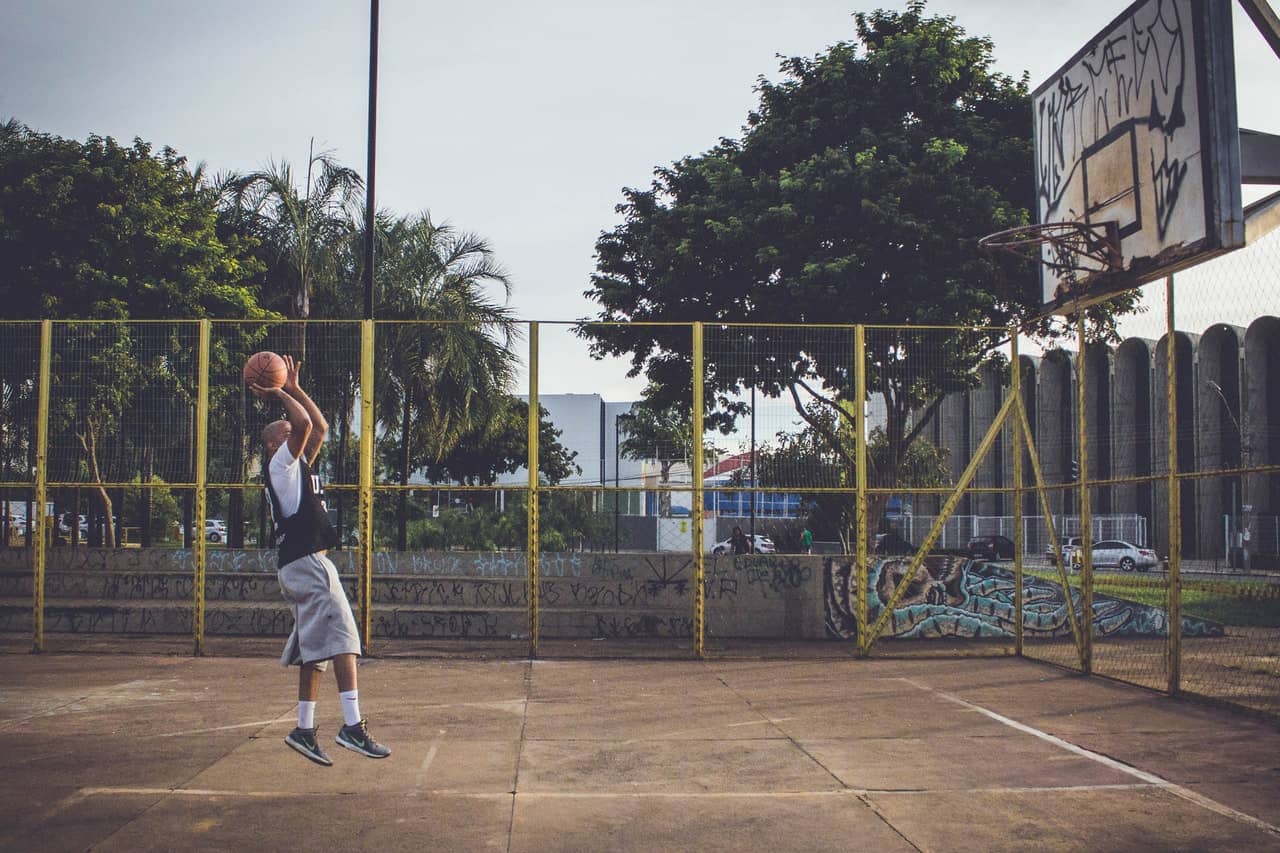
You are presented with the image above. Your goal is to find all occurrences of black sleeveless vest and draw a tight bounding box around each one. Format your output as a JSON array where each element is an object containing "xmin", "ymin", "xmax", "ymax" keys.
[{"xmin": 264, "ymin": 453, "xmax": 339, "ymax": 568}]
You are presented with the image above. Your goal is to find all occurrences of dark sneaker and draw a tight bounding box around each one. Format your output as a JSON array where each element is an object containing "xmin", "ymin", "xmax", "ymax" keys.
[
  {"xmin": 285, "ymin": 727, "xmax": 333, "ymax": 766},
  {"xmin": 336, "ymin": 719, "xmax": 391, "ymax": 758}
]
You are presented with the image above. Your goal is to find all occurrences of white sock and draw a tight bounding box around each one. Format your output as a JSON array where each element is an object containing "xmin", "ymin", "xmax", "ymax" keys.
[
  {"xmin": 339, "ymin": 689, "xmax": 361, "ymax": 726},
  {"xmin": 298, "ymin": 700, "xmax": 316, "ymax": 730}
]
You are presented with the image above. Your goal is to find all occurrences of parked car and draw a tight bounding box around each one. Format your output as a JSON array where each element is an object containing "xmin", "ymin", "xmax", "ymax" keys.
[
  {"xmin": 711, "ymin": 534, "xmax": 776, "ymax": 555},
  {"xmin": 967, "ymin": 534, "xmax": 1015, "ymax": 560},
  {"xmin": 873, "ymin": 533, "xmax": 915, "ymax": 555},
  {"xmin": 1045, "ymin": 536, "xmax": 1083, "ymax": 562},
  {"xmin": 205, "ymin": 519, "xmax": 228, "ymax": 543},
  {"xmin": 1088, "ymin": 540, "xmax": 1159, "ymax": 572}
]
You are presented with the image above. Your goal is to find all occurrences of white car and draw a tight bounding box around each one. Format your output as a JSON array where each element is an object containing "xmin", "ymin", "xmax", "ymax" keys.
[
  {"xmin": 712, "ymin": 534, "xmax": 776, "ymax": 555},
  {"xmin": 205, "ymin": 519, "xmax": 228, "ymax": 543},
  {"xmin": 1085, "ymin": 540, "xmax": 1159, "ymax": 572}
]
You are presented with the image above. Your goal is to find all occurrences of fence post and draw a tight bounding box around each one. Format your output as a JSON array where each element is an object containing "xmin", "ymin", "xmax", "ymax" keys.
[
  {"xmin": 692, "ymin": 322, "xmax": 705, "ymax": 658},
  {"xmin": 193, "ymin": 320, "xmax": 210, "ymax": 655},
  {"xmin": 1012, "ymin": 331, "xmax": 1024, "ymax": 657},
  {"xmin": 527, "ymin": 322, "xmax": 540, "ymax": 658},
  {"xmin": 32, "ymin": 319, "xmax": 51, "ymax": 653},
  {"xmin": 854, "ymin": 324, "xmax": 869, "ymax": 657},
  {"xmin": 1076, "ymin": 314, "xmax": 1093, "ymax": 675},
  {"xmin": 1165, "ymin": 275, "xmax": 1182, "ymax": 695},
  {"xmin": 358, "ymin": 319, "xmax": 375, "ymax": 651}
]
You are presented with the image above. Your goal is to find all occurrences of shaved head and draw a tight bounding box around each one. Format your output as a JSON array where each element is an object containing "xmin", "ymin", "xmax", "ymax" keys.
[{"xmin": 262, "ymin": 420, "xmax": 291, "ymax": 456}]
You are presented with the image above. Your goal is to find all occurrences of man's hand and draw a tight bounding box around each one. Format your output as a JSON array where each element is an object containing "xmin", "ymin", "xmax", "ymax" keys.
[
  {"xmin": 249, "ymin": 382, "xmax": 281, "ymax": 400},
  {"xmin": 282, "ymin": 355, "xmax": 301, "ymax": 394}
]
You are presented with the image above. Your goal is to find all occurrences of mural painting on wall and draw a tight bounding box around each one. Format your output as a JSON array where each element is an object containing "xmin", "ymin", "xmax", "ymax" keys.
[{"xmin": 824, "ymin": 555, "xmax": 1224, "ymax": 640}]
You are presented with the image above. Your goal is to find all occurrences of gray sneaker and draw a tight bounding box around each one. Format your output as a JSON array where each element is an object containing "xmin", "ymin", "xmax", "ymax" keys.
[
  {"xmin": 336, "ymin": 719, "xmax": 391, "ymax": 758},
  {"xmin": 285, "ymin": 727, "xmax": 333, "ymax": 766}
]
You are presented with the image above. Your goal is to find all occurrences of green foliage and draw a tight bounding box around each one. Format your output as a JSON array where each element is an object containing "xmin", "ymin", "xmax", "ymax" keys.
[
  {"xmin": 0, "ymin": 120, "xmax": 265, "ymax": 320},
  {"xmin": 578, "ymin": 3, "xmax": 1137, "ymax": 519},
  {"xmin": 755, "ymin": 400, "xmax": 950, "ymax": 549},
  {"xmin": 123, "ymin": 476, "xmax": 182, "ymax": 543}
]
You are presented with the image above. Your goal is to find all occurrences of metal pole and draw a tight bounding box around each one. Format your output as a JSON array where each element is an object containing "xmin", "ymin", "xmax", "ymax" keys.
[
  {"xmin": 1166, "ymin": 275, "xmax": 1182, "ymax": 694},
  {"xmin": 363, "ymin": 0, "xmax": 380, "ymax": 321},
  {"xmin": 527, "ymin": 323, "xmax": 540, "ymax": 657},
  {"xmin": 193, "ymin": 321, "xmax": 210, "ymax": 655},
  {"xmin": 358, "ymin": 320, "xmax": 375, "ymax": 650},
  {"xmin": 32, "ymin": 320, "xmax": 51, "ymax": 653},
  {"xmin": 1077, "ymin": 314, "xmax": 1093, "ymax": 675},
  {"xmin": 854, "ymin": 325, "xmax": 869, "ymax": 656},
  {"xmin": 614, "ymin": 414, "xmax": 620, "ymax": 553},
  {"xmin": 692, "ymin": 322, "xmax": 706, "ymax": 658},
  {"xmin": 1012, "ymin": 331, "xmax": 1024, "ymax": 657},
  {"xmin": 749, "ymin": 384, "xmax": 756, "ymax": 542}
]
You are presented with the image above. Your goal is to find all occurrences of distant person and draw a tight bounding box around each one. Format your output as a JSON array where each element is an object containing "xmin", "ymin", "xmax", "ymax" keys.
[
  {"xmin": 253, "ymin": 356, "xmax": 391, "ymax": 767},
  {"xmin": 801, "ymin": 526, "xmax": 813, "ymax": 554},
  {"xmin": 731, "ymin": 526, "xmax": 751, "ymax": 555}
]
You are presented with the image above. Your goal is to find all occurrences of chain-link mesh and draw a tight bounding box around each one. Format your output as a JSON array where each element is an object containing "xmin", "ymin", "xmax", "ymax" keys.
[{"xmin": 1, "ymin": 300, "xmax": 1276, "ymax": 718}]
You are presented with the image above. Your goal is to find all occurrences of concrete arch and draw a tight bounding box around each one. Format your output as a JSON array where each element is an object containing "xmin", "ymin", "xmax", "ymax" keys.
[
  {"xmin": 1036, "ymin": 349, "xmax": 1075, "ymax": 517},
  {"xmin": 1154, "ymin": 332, "xmax": 1198, "ymax": 558},
  {"xmin": 1017, "ymin": 355, "xmax": 1040, "ymax": 518},
  {"xmin": 1084, "ymin": 341, "xmax": 1114, "ymax": 512},
  {"xmin": 971, "ymin": 362, "xmax": 1005, "ymax": 516},
  {"xmin": 1113, "ymin": 338, "xmax": 1155, "ymax": 528},
  {"xmin": 1243, "ymin": 316, "xmax": 1280, "ymax": 566},
  {"xmin": 1196, "ymin": 324, "xmax": 1246, "ymax": 560}
]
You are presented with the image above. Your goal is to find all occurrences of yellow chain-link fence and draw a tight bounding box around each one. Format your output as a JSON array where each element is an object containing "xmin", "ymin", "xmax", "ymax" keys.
[{"xmin": 1, "ymin": 253, "xmax": 1277, "ymax": 716}]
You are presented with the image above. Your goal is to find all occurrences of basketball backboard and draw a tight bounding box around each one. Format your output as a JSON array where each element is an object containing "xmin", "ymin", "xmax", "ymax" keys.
[{"xmin": 1032, "ymin": 0, "xmax": 1245, "ymax": 312}]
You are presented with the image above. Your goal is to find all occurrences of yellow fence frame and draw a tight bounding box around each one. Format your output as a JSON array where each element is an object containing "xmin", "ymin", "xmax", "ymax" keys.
[{"xmin": 0, "ymin": 305, "xmax": 1259, "ymax": 718}]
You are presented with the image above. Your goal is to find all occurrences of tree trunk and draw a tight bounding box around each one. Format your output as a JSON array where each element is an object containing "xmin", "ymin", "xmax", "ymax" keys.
[
  {"xmin": 397, "ymin": 391, "xmax": 412, "ymax": 551},
  {"xmin": 335, "ymin": 380, "xmax": 349, "ymax": 548},
  {"xmin": 76, "ymin": 417, "xmax": 115, "ymax": 548},
  {"xmin": 141, "ymin": 445, "xmax": 153, "ymax": 547}
]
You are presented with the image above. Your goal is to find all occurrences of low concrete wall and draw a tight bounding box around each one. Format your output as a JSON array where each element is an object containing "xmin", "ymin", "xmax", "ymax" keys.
[{"xmin": 0, "ymin": 548, "xmax": 828, "ymax": 641}]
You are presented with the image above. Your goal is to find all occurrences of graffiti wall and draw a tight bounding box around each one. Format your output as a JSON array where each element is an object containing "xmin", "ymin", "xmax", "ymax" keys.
[{"xmin": 825, "ymin": 555, "xmax": 1223, "ymax": 640}]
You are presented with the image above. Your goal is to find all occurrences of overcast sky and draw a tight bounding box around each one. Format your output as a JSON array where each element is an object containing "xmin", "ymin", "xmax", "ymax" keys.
[{"xmin": 2, "ymin": 0, "xmax": 1276, "ymax": 401}]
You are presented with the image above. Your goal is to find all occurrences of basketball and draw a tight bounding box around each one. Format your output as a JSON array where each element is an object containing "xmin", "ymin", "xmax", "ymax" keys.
[{"xmin": 243, "ymin": 351, "xmax": 287, "ymax": 390}]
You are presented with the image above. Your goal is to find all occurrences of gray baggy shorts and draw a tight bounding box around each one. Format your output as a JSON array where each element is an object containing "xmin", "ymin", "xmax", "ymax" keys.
[{"xmin": 277, "ymin": 552, "xmax": 361, "ymax": 669}]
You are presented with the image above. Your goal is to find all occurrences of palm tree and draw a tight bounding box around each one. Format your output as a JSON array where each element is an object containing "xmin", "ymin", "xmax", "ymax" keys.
[
  {"xmin": 375, "ymin": 213, "xmax": 518, "ymax": 550},
  {"xmin": 219, "ymin": 140, "xmax": 363, "ymax": 356}
]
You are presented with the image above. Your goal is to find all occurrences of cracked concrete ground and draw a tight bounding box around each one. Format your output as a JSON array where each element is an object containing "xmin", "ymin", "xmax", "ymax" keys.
[{"xmin": 1, "ymin": 649, "xmax": 1278, "ymax": 852}]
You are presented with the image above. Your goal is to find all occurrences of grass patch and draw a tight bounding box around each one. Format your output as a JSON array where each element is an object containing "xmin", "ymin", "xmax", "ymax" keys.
[{"xmin": 1023, "ymin": 568, "xmax": 1280, "ymax": 628}]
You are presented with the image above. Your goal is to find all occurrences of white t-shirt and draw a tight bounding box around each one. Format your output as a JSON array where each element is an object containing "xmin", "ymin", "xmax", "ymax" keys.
[{"xmin": 268, "ymin": 443, "xmax": 303, "ymax": 519}]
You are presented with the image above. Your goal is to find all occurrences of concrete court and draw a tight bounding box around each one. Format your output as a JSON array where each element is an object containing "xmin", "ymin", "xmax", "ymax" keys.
[{"xmin": 1, "ymin": 651, "xmax": 1279, "ymax": 853}]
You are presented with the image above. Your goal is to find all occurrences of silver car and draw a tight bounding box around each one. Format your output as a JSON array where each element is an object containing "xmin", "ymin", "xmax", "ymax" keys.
[{"xmin": 1088, "ymin": 540, "xmax": 1159, "ymax": 572}]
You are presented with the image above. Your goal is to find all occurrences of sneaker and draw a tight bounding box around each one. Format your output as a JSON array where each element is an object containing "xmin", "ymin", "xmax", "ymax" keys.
[
  {"xmin": 285, "ymin": 727, "xmax": 333, "ymax": 766},
  {"xmin": 336, "ymin": 719, "xmax": 391, "ymax": 758}
]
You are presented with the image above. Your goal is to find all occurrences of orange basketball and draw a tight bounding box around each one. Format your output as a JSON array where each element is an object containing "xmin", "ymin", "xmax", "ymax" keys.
[{"xmin": 243, "ymin": 351, "xmax": 287, "ymax": 390}]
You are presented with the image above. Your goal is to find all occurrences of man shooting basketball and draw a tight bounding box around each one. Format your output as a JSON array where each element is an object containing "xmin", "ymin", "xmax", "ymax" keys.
[{"xmin": 252, "ymin": 355, "xmax": 390, "ymax": 766}]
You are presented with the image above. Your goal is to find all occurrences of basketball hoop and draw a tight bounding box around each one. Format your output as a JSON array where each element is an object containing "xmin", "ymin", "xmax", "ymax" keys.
[{"xmin": 979, "ymin": 221, "xmax": 1123, "ymax": 278}]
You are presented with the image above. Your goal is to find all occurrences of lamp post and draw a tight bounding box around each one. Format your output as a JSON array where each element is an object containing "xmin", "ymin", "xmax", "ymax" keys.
[{"xmin": 363, "ymin": 0, "xmax": 379, "ymax": 320}]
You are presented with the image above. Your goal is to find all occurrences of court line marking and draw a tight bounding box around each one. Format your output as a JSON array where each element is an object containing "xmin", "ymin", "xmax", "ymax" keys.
[
  {"xmin": 67, "ymin": 784, "xmax": 1156, "ymax": 800},
  {"xmin": 897, "ymin": 677, "xmax": 1280, "ymax": 838},
  {"xmin": 416, "ymin": 728, "xmax": 447, "ymax": 788}
]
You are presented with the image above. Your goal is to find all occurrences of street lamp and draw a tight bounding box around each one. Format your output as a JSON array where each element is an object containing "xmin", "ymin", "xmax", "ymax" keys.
[{"xmin": 614, "ymin": 413, "xmax": 622, "ymax": 553}]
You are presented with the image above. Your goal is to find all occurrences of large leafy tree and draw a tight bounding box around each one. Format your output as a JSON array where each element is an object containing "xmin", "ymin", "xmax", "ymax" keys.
[
  {"xmin": 0, "ymin": 120, "xmax": 266, "ymax": 543},
  {"xmin": 580, "ymin": 3, "xmax": 1136, "ymax": 537}
]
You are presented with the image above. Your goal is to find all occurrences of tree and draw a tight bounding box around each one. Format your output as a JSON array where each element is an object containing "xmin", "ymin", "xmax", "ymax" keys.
[
  {"xmin": 754, "ymin": 400, "xmax": 951, "ymax": 551},
  {"xmin": 374, "ymin": 213, "xmax": 520, "ymax": 549},
  {"xmin": 579, "ymin": 3, "xmax": 1137, "ymax": 539},
  {"xmin": 0, "ymin": 121, "xmax": 268, "ymax": 544},
  {"xmin": 0, "ymin": 120, "xmax": 263, "ymax": 320},
  {"xmin": 617, "ymin": 387, "xmax": 697, "ymax": 516},
  {"xmin": 218, "ymin": 141, "xmax": 363, "ymax": 353},
  {"xmin": 413, "ymin": 396, "xmax": 578, "ymax": 486}
]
